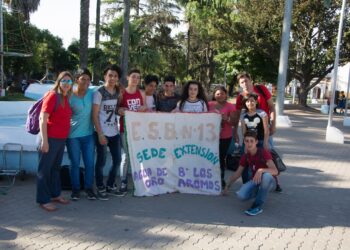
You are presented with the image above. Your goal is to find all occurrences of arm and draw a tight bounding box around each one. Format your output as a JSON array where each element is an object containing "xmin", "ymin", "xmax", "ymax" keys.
[
  {"xmin": 138, "ymin": 90, "xmax": 148, "ymax": 112},
  {"xmin": 241, "ymin": 117, "xmax": 246, "ymax": 140},
  {"xmin": 39, "ymin": 112, "xmax": 49, "ymax": 153},
  {"xmin": 223, "ymin": 166, "xmax": 245, "ymax": 195},
  {"xmin": 262, "ymin": 115, "xmax": 270, "ymax": 150},
  {"xmin": 252, "ymin": 159, "xmax": 278, "ymax": 184},
  {"xmin": 267, "ymin": 98, "xmax": 276, "ymax": 135},
  {"xmin": 92, "ymin": 104, "xmax": 108, "ymax": 145},
  {"xmin": 234, "ymin": 109, "xmax": 241, "ymax": 143}
]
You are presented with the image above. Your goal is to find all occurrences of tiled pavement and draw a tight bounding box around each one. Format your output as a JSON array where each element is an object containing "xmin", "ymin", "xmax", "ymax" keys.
[{"xmin": 1, "ymin": 105, "xmax": 350, "ymax": 250}]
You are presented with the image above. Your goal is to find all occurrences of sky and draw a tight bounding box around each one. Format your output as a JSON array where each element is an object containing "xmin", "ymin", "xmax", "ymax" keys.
[
  {"xmin": 30, "ymin": 0, "xmax": 186, "ymax": 49},
  {"xmin": 31, "ymin": 0, "xmax": 100, "ymax": 48}
]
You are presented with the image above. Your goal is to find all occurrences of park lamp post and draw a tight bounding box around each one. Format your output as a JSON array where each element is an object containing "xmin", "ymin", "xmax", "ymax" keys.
[
  {"xmin": 275, "ymin": 0, "xmax": 293, "ymax": 128},
  {"xmin": 326, "ymin": 0, "xmax": 347, "ymax": 144}
]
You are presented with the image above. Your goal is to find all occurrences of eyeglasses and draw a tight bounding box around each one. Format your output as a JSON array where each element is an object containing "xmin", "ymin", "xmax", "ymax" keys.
[{"xmin": 60, "ymin": 79, "xmax": 73, "ymax": 85}]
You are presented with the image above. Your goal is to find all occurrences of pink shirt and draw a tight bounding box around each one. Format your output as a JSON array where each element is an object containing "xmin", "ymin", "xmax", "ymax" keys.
[{"xmin": 208, "ymin": 101, "xmax": 236, "ymax": 139}]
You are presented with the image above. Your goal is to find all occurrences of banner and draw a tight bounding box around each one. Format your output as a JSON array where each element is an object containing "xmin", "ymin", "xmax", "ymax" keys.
[{"xmin": 125, "ymin": 111, "xmax": 222, "ymax": 196}]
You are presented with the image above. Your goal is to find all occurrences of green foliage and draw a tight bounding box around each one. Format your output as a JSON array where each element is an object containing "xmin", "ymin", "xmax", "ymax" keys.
[
  {"xmin": 3, "ymin": 11, "xmax": 76, "ymax": 82},
  {"xmin": 0, "ymin": 93, "xmax": 32, "ymax": 101}
]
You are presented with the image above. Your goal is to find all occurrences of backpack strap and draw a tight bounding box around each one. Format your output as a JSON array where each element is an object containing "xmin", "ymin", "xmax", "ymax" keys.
[{"xmin": 255, "ymin": 84, "xmax": 266, "ymax": 100}]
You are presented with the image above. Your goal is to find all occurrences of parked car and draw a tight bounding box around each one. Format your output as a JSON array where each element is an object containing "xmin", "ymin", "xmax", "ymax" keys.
[
  {"xmin": 21, "ymin": 79, "xmax": 40, "ymax": 92},
  {"xmin": 40, "ymin": 80, "xmax": 55, "ymax": 84}
]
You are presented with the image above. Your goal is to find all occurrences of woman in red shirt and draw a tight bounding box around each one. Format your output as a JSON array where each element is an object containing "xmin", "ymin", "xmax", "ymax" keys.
[
  {"xmin": 37, "ymin": 71, "xmax": 73, "ymax": 211},
  {"xmin": 208, "ymin": 86, "xmax": 238, "ymax": 189}
]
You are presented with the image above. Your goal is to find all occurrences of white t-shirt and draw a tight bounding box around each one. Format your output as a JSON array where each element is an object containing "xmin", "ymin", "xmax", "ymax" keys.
[
  {"xmin": 178, "ymin": 99, "xmax": 208, "ymax": 113},
  {"xmin": 146, "ymin": 95, "xmax": 156, "ymax": 111},
  {"xmin": 93, "ymin": 86, "xmax": 119, "ymax": 137}
]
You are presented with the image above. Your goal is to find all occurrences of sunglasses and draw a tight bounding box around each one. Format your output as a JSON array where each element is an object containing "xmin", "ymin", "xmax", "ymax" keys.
[{"xmin": 60, "ymin": 79, "xmax": 73, "ymax": 85}]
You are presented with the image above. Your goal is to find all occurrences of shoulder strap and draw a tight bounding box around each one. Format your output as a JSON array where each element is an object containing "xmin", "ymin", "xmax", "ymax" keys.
[{"xmin": 255, "ymin": 85, "xmax": 266, "ymax": 100}]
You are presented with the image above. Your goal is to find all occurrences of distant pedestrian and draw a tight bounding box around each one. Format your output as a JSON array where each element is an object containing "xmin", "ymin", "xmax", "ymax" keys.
[
  {"xmin": 338, "ymin": 91, "xmax": 346, "ymax": 114},
  {"xmin": 37, "ymin": 71, "xmax": 73, "ymax": 212}
]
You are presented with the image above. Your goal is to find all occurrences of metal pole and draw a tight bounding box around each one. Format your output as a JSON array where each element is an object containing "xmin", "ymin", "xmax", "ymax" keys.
[
  {"xmin": 327, "ymin": 0, "xmax": 347, "ymax": 127},
  {"xmin": 0, "ymin": 0, "xmax": 4, "ymax": 95},
  {"xmin": 276, "ymin": 0, "xmax": 293, "ymax": 117},
  {"xmin": 292, "ymin": 79, "xmax": 296, "ymax": 104}
]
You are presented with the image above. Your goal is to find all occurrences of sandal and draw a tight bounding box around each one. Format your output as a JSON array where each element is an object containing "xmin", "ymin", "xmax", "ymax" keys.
[
  {"xmin": 40, "ymin": 203, "xmax": 57, "ymax": 212},
  {"xmin": 51, "ymin": 196, "xmax": 70, "ymax": 205}
]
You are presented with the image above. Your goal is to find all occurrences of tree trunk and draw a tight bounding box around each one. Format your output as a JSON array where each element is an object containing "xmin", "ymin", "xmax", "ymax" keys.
[
  {"xmin": 298, "ymin": 87, "xmax": 308, "ymax": 107},
  {"xmin": 120, "ymin": 0, "xmax": 130, "ymax": 86},
  {"xmin": 186, "ymin": 23, "xmax": 191, "ymax": 77},
  {"xmin": 93, "ymin": 0, "xmax": 101, "ymax": 85},
  {"xmin": 80, "ymin": 0, "xmax": 90, "ymax": 69}
]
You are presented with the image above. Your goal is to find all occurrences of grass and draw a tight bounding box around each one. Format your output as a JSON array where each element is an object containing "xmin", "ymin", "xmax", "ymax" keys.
[{"xmin": 0, "ymin": 92, "xmax": 33, "ymax": 101}]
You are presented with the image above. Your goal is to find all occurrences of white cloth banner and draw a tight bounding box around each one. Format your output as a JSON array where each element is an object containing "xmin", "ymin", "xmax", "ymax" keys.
[{"xmin": 125, "ymin": 111, "xmax": 222, "ymax": 196}]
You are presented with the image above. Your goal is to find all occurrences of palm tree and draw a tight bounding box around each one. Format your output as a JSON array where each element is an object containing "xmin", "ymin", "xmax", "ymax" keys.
[
  {"xmin": 120, "ymin": 0, "xmax": 130, "ymax": 86},
  {"xmin": 4, "ymin": 0, "xmax": 40, "ymax": 22},
  {"xmin": 93, "ymin": 0, "xmax": 101, "ymax": 85},
  {"xmin": 80, "ymin": 0, "xmax": 89, "ymax": 68}
]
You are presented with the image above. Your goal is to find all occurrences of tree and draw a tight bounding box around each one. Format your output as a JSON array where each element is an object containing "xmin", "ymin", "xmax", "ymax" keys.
[
  {"xmin": 3, "ymin": 11, "xmax": 75, "ymax": 83},
  {"xmin": 93, "ymin": 0, "xmax": 101, "ymax": 85},
  {"xmin": 4, "ymin": 0, "xmax": 40, "ymax": 22},
  {"xmin": 120, "ymin": 0, "xmax": 131, "ymax": 85},
  {"xmin": 289, "ymin": 0, "xmax": 350, "ymax": 106},
  {"xmin": 80, "ymin": 0, "xmax": 90, "ymax": 68}
]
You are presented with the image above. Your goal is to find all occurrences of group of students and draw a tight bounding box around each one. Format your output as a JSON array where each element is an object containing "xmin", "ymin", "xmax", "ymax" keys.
[{"xmin": 36, "ymin": 66, "xmax": 280, "ymax": 216}]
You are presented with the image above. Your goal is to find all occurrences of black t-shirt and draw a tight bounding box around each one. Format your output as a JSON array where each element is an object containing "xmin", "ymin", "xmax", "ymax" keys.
[
  {"xmin": 156, "ymin": 92, "xmax": 180, "ymax": 112},
  {"xmin": 242, "ymin": 112, "xmax": 265, "ymax": 140}
]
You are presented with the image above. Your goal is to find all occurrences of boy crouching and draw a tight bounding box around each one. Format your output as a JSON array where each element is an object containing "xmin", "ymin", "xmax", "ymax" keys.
[{"xmin": 223, "ymin": 130, "xmax": 278, "ymax": 216}]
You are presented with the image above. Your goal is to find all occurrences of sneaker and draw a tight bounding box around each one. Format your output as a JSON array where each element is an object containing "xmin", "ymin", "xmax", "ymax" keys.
[
  {"xmin": 85, "ymin": 189, "xmax": 97, "ymax": 200},
  {"xmin": 275, "ymin": 184, "xmax": 283, "ymax": 193},
  {"xmin": 70, "ymin": 191, "xmax": 80, "ymax": 201},
  {"xmin": 119, "ymin": 182, "xmax": 128, "ymax": 193},
  {"xmin": 106, "ymin": 184, "xmax": 127, "ymax": 197},
  {"xmin": 96, "ymin": 186, "xmax": 109, "ymax": 201},
  {"xmin": 244, "ymin": 206, "xmax": 263, "ymax": 216}
]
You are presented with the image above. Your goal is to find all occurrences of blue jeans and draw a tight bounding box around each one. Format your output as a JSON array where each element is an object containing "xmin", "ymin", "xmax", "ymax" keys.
[
  {"xmin": 66, "ymin": 134, "xmax": 95, "ymax": 191},
  {"xmin": 36, "ymin": 138, "xmax": 66, "ymax": 204},
  {"xmin": 95, "ymin": 132, "xmax": 122, "ymax": 188},
  {"xmin": 236, "ymin": 173, "xmax": 276, "ymax": 208}
]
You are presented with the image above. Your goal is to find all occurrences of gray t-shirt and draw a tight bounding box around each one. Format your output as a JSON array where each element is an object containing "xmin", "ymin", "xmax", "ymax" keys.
[{"xmin": 93, "ymin": 86, "xmax": 119, "ymax": 137}]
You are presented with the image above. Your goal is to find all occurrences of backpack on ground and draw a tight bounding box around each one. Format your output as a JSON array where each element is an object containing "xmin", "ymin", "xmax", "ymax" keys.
[
  {"xmin": 60, "ymin": 165, "xmax": 85, "ymax": 190},
  {"xmin": 26, "ymin": 92, "xmax": 59, "ymax": 135}
]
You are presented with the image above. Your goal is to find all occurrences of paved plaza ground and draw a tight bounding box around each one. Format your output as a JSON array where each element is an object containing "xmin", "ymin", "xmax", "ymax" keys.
[{"xmin": 1, "ymin": 105, "xmax": 350, "ymax": 250}]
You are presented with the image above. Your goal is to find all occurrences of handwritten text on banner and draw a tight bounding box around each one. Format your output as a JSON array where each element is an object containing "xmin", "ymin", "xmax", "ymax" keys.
[{"xmin": 125, "ymin": 111, "xmax": 222, "ymax": 196}]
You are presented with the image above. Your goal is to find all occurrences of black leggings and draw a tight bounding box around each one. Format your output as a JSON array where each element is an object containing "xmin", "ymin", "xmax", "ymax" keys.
[{"xmin": 219, "ymin": 137, "xmax": 232, "ymax": 183}]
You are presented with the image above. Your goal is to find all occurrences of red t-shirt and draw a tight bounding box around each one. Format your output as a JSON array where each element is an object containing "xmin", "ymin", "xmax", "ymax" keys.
[
  {"xmin": 239, "ymin": 148, "xmax": 272, "ymax": 179},
  {"xmin": 236, "ymin": 85, "xmax": 272, "ymax": 119},
  {"xmin": 119, "ymin": 89, "xmax": 143, "ymax": 133},
  {"xmin": 208, "ymin": 101, "xmax": 236, "ymax": 139},
  {"xmin": 41, "ymin": 91, "xmax": 72, "ymax": 139}
]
